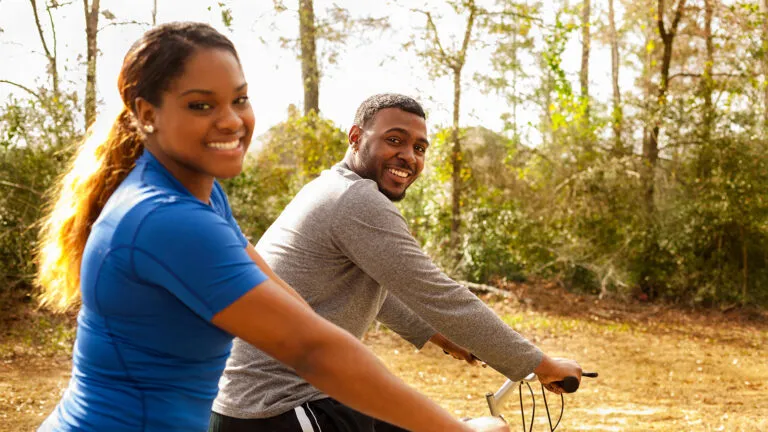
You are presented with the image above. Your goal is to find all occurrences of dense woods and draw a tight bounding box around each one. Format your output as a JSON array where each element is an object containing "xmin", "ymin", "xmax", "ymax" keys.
[{"xmin": 2, "ymin": 0, "xmax": 767, "ymax": 308}]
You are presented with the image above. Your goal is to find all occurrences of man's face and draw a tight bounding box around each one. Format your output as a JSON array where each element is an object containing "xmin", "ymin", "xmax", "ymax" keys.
[{"xmin": 350, "ymin": 108, "xmax": 429, "ymax": 201}]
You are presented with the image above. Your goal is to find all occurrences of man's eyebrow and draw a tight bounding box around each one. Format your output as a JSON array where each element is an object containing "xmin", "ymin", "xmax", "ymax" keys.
[{"xmin": 179, "ymin": 83, "xmax": 248, "ymax": 97}]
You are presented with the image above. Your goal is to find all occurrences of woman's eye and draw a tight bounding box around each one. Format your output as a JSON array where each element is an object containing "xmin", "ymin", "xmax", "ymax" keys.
[
  {"xmin": 234, "ymin": 96, "xmax": 249, "ymax": 105},
  {"xmin": 188, "ymin": 102, "xmax": 212, "ymax": 111}
]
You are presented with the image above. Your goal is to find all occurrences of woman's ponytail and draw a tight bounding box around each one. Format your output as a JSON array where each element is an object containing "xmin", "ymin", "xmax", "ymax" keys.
[{"xmin": 35, "ymin": 108, "xmax": 144, "ymax": 311}]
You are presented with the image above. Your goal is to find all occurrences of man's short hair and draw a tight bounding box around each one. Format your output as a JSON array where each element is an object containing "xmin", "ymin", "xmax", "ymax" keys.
[{"xmin": 353, "ymin": 94, "xmax": 426, "ymax": 128}]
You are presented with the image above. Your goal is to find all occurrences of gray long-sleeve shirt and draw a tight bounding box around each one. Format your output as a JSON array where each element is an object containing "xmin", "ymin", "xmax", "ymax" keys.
[{"xmin": 212, "ymin": 163, "xmax": 543, "ymax": 419}]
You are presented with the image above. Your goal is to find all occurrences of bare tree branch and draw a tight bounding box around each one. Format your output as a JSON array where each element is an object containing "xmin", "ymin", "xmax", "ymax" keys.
[
  {"xmin": 29, "ymin": 0, "xmax": 52, "ymax": 61},
  {"xmin": 412, "ymin": 8, "xmax": 451, "ymax": 66},
  {"xmin": 98, "ymin": 19, "xmax": 146, "ymax": 32},
  {"xmin": 0, "ymin": 79, "xmax": 42, "ymax": 100},
  {"xmin": 0, "ymin": 180, "xmax": 42, "ymax": 196},
  {"xmin": 29, "ymin": 0, "xmax": 59, "ymax": 95},
  {"xmin": 457, "ymin": 4, "xmax": 477, "ymax": 69},
  {"xmin": 668, "ymin": 72, "xmax": 748, "ymax": 82}
]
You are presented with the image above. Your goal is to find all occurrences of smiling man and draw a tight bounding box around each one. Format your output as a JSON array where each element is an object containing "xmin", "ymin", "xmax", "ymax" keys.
[{"xmin": 210, "ymin": 94, "xmax": 581, "ymax": 432}]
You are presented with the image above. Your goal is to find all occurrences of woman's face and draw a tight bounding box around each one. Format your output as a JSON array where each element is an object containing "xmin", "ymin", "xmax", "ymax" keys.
[{"xmin": 137, "ymin": 47, "xmax": 254, "ymax": 196}]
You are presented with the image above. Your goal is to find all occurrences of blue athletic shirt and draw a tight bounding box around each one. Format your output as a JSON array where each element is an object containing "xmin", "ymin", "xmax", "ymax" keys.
[{"xmin": 40, "ymin": 150, "xmax": 268, "ymax": 431}]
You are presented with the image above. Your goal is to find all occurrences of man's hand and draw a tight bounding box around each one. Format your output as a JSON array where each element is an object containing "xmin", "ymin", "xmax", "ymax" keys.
[
  {"xmin": 533, "ymin": 355, "xmax": 582, "ymax": 394},
  {"xmin": 428, "ymin": 333, "xmax": 483, "ymax": 366}
]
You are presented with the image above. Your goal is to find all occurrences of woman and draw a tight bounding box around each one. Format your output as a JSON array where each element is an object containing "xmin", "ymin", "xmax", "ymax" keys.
[{"xmin": 35, "ymin": 22, "xmax": 505, "ymax": 432}]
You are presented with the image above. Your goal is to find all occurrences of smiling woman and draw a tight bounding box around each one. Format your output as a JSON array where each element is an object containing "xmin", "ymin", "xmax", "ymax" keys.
[
  {"xmin": 32, "ymin": 21, "xmax": 497, "ymax": 432},
  {"xmin": 134, "ymin": 49, "xmax": 254, "ymax": 196}
]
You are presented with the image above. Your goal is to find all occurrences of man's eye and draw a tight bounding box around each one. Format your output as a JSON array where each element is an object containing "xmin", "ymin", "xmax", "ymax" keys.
[
  {"xmin": 387, "ymin": 137, "xmax": 401, "ymax": 144},
  {"xmin": 189, "ymin": 102, "xmax": 212, "ymax": 111},
  {"xmin": 416, "ymin": 145, "xmax": 427, "ymax": 153}
]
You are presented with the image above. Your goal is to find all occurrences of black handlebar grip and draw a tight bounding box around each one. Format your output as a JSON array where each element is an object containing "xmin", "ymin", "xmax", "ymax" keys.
[
  {"xmin": 555, "ymin": 376, "xmax": 580, "ymax": 393},
  {"xmin": 554, "ymin": 372, "xmax": 598, "ymax": 393}
]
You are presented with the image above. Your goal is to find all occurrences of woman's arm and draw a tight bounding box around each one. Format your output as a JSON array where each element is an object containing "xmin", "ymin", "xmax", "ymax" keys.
[{"xmin": 212, "ymin": 278, "xmax": 474, "ymax": 432}]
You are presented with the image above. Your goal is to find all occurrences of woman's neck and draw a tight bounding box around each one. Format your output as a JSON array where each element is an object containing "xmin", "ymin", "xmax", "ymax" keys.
[{"xmin": 145, "ymin": 146, "xmax": 214, "ymax": 203}]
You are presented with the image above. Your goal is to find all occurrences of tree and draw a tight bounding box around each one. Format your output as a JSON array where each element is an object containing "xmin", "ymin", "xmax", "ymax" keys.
[
  {"xmin": 608, "ymin": 0, "xmax": 623, "ymax": 151},
  {"xmin": 0, "ymin": 2, "xmax": 81, "ymax": 290},
  {"xmin": 643, "ymin": 0, "xmax": 686, "ymax": 217},
  {"xmin": 702, "ymin": 0, "xmax": 714, "ymax": 140},
  {"xmin": 84, "ymin": 0, "xmax": 100, "ymax": 129},
  {"xmin": 410, "ymin": 0, "xmax": 480, "ymax": 258},
  {"xmin": 762, "ymin": 0, "xmax": 768, "ymax": 125},
  {"xmin": 274, "ymin": 1, "xmax": 389, "ymax": 116},
  {"xmin": 580, "ymin": 0, "xmax": 590, "ymax": 120},
  {"xmin": 1, "ymin": 1, "xmax": 71, "ymax": 148},
  {"xmin": 299, "ymin": 0, "xmax": 319, "ymax": 115},
  {"xmin": 475, "ymin": 1, "xmax": 540, "ymax": 143},
  {"xmin": 29, "ymin": 0, "xmax": 59, "ymax": 97}
]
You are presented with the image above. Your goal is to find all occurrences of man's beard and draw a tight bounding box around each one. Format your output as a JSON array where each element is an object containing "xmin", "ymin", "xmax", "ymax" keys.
[{"xmin": 378, "ymin": 185, "xmax": 407, "ymax": 202}]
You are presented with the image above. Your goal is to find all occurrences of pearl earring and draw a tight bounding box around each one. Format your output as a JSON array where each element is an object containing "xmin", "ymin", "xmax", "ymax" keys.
[{"xmin": 143, "ymin": 124, "xmax": 154, "ymax": 134}]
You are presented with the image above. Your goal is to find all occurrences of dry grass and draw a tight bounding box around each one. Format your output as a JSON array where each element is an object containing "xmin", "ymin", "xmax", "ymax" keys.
[
  {"xmin": 1, "ymin": 283, "xmax": 766, "ymax": 431},
  {"xmin": 367, "ymin": 284, "xmax": 768, "ymax": 431}
]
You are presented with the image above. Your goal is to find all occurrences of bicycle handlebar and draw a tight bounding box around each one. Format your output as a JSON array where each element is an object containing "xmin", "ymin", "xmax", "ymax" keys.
[
  {"xmin": 553, "ymin": 372, "xmax": 598, "ymax": 393},
  {"xmin": 485, "ymin": 372, "xmax": 598, "ymax": 417}
]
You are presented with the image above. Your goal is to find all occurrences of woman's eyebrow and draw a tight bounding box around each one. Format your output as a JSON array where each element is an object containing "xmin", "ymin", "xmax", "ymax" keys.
[{"xmin": 179, "ymin": 83, "xmax": 247, "ymax": 97}]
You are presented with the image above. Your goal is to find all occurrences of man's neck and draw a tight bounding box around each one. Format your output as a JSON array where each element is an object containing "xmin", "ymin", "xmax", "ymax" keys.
[{"xmin": 342, "ymin": 151, "xmax": 361, "ymax": 176}]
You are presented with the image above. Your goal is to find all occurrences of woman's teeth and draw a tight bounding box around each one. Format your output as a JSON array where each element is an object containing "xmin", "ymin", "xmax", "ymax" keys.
[
  {"xmin": 207, "ymin": 140, "xmax": 240, "ymax": 150},
  {"xmin": 388, "ymin": 168, "xmax": 409, "ymax": 178}
]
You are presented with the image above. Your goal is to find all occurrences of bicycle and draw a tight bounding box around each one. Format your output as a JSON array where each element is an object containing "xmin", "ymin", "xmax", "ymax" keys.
[{"xmin": 483, "ymin": 371, "xmax": 599, "ymax": 431}]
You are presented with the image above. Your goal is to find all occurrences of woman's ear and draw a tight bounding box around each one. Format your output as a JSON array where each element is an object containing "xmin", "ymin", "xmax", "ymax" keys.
[{"xmin": 134, "ymin": 97, "xmax": 156, "ymax": 131}]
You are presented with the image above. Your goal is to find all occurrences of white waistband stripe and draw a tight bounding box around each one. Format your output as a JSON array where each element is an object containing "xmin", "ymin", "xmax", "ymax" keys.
[{"xmin": 294, "ymin": 406, "xmax": 315, "ymax": 432}]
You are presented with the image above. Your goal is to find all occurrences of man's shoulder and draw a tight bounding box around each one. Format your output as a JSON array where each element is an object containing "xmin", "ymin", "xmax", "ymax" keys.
[{"xmin": 306, "ymin": 164, "xmax": 387, "ymax": 206}]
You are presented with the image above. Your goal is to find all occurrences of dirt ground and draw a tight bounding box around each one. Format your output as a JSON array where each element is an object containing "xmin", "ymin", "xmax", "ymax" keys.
[{"xmin": 1, "ymin": 283, "xmax": 766, "ymax": 431}]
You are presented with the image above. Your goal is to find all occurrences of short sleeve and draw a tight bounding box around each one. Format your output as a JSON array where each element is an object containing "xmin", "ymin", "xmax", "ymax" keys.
[
  {"xmin": 212, "ymin": 180, "xmax": 250, "ymax": 246},
  {"xmin": 131, "ymin": 202, "xmax": 268, "ymax": 321}
]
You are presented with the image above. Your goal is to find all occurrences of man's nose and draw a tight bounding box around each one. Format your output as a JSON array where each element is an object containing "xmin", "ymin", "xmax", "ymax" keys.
[{"xmin": 398, "ymin": 146, "xmax": 416, "ymax": 167}]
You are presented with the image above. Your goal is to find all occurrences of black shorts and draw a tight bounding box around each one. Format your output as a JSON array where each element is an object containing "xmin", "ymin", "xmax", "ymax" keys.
[{"xmin": 208, "ymin": 398, "xmax": 409, "ymax": 432}]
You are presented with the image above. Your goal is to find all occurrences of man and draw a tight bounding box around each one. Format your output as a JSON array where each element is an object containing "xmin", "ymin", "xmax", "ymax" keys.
[{"xmin": 211, "ymin": 94, "xmax": 581, "ymax": 431}]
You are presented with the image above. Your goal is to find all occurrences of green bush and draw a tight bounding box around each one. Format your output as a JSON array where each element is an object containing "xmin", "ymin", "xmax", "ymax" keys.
[
  {"xmin": 0, "ymin": 91, "xmax": 79, "ymax": 291},
  {"xmin": 222, "ymin": 107, "xmax": 347, "ymax": 241}
]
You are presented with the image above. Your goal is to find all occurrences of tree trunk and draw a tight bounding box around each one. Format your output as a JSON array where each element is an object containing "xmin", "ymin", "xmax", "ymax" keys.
[
  {"xmin": 448, "ymin": 2, "xmax": 477, "ymax": 258},
  {"xmin": 450, "ymin": 68, "xmax": 463, "ymax": 257},
  {"xmin": 84, "ymin": 0, "xmax": 100, "ymax": 129},
  {"xmin": 703, "ymin": 0, "xmax": 714, "ymax": 139},
  {"xmin": 741, "ymin": 227, "xmax": 748, "ymax": 303},
  {"xmin": 580, "ymin": 0, "xmax": 590, "ymax": 120},
  {"xmin": 762, "ymin": 0, "xmax": 768, "ymax": 126},
  {"xmin": 644, "ymin": 0, "xmax": 686, "ymax": 216},
  {"xmin": 152, "ymin": 0, "xmax": 157, "ymax": 26},
  {"xmin": 639, "ymin": 0, "xmax": 685, "ymax": 297},
  {"xmin": 29, "ymin": 0, "xmax": 58, "ymax": 97},
  {"xmin": 299, "ymin": 0, "xmax": 319, "ymax": 115},
  {"xmin": 608, "ymin": 0, "xmax": 623, "ymax": 152},
  {"xmin": 29, "ymin": 0, "xmax": 63, "ymax": 148}
]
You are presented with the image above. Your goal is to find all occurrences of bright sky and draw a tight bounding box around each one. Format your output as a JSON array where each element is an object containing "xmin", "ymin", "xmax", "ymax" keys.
[{"xmin": 0, "ymin": 0, "xmax": 620, "ymax": 146}]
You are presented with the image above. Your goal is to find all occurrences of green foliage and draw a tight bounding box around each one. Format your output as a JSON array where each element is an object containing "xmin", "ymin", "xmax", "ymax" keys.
[
  {"xmin": 222, "ymin": 107, "xmax": 347, "ymax": 241},
  {"xmin": 661, "ymin": 132, "xmax": 768, "ymax": 305},
  {"xmin": 0, "ymin": 89, "xmax": 80, "ymax": 291},
  {"xmin": 2, "ymin": 0, "xmax": 767, "ymax": 311}
]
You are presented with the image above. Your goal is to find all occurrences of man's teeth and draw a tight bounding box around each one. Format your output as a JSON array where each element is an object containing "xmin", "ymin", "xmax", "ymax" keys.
[
  {"xmin": 207, "ymin": 140, "xmax": 240, "ymax": 150},
  {"xmin": 388, "ymin": 168, "xmax": 409, "ymax": 178}
]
